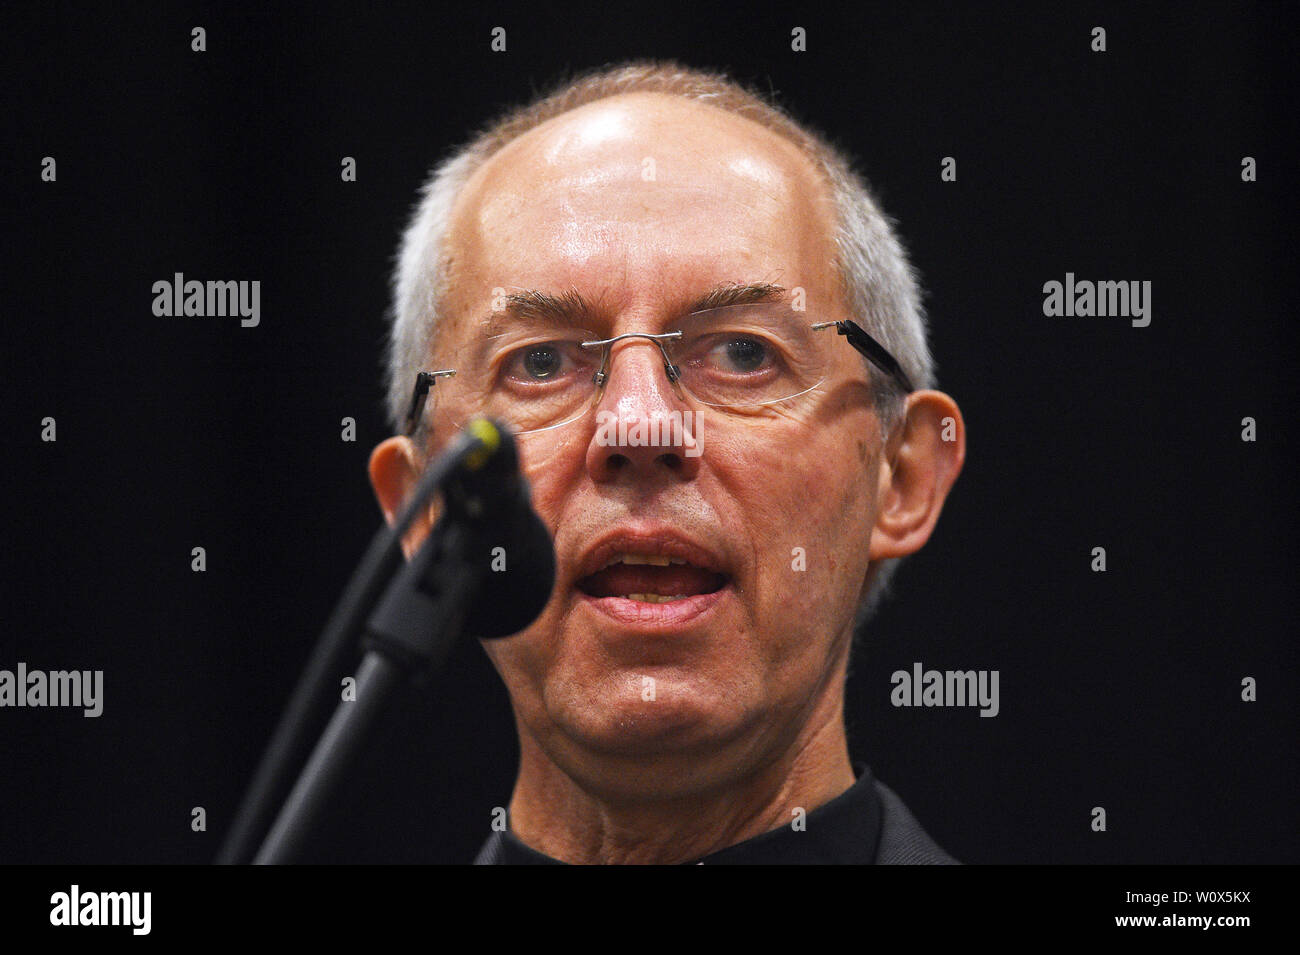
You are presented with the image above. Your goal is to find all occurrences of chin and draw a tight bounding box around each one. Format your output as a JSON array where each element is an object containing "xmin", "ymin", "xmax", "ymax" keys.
[{"xmin": 556, "ymin": 675, "xmax": 752, "ymax": 757}]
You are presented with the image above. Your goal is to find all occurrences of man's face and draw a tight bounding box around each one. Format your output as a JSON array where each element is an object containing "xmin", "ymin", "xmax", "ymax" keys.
[{"xmin": 425, "ymin": 93, "xmax": 885, "ymax": 796}]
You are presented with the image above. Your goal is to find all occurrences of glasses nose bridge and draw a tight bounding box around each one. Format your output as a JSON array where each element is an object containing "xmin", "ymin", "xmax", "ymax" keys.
[{"xmin": 586, "ymin": 330, "xmax": 682, "ymax": 390}]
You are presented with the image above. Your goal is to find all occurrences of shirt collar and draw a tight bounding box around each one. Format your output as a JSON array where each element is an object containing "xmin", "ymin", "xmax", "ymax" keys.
[{"xmin": 492, "ymin": 764, "xmax": 883, "ymax": 865}]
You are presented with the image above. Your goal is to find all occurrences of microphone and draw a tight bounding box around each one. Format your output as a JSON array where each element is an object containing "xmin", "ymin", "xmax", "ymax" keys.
[
  {"xmin": 436, "ymin": 420, "xmax": 557, "ymax": 639},
  {"xmin": 224, "ymin": 418, "xmax": 553, "ymax": 865},
  {"xmin": 365, "ymin": 419, "xmax": 556, "ymax": 672}
]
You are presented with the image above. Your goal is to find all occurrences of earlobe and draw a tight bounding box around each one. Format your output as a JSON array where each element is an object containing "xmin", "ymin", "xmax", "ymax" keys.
[
  {"xmin": 868, "ymin": 391, "xmax": 966, "ymax": 562},
  {"xmin": 368, "ymin": 436, "xmax": 434, "ymax": 559}
]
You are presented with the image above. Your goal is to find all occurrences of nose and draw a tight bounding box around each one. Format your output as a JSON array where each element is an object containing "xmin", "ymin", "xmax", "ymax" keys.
[{"xmin": 585, "ymin": 336, "xmax": 702, "ymax": 483}]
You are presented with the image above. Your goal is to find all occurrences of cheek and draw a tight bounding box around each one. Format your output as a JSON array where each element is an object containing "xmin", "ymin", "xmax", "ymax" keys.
[
  {"xmin": 719, "ymin": 414, "xmax": 877, "ymax": 630},
  {"xmin": 478, "ymin": 606, "xmax": 559, "ymax": 704},
  {"xmin": 517, "ymin": 429, "xmax": 590, "ymax": 530}
]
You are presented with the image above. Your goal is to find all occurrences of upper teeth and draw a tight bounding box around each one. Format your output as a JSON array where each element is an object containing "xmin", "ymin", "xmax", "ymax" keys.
[{"xmin": 604, "ymin": 554, "xmax": 687, "ymax": 568}]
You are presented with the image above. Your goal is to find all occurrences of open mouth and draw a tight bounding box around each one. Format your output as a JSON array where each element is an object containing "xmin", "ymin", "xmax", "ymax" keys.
[{"xmin": 576, "ymin": 554, "xmax": 728, "ymax": 603}]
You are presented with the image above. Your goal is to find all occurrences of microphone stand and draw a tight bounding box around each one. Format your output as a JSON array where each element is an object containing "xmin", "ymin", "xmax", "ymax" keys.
[{"xmin": 217, "ymin": 422, "xmax": 499, "ymax": 865}]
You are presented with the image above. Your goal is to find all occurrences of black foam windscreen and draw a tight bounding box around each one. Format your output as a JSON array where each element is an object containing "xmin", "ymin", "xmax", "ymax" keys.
[{"xmin": 439, "ymin": 423, "xmax": 557, "ymax": 639}]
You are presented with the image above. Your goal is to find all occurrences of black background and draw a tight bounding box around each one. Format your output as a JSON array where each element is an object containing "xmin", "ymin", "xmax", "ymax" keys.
[{"xmin": 3, "ymin": 2, "xmax": 1296, "ymax": 865}]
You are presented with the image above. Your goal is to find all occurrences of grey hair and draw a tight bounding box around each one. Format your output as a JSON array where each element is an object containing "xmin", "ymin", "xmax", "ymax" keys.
[{"xmin": 382, "ymin": 61, "xmax": 936, "ymax": 629}]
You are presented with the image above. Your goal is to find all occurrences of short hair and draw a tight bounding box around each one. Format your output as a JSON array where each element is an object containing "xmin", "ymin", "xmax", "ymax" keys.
[{"xmin": 382, "ymin": 60, "xmax": 937, "ymax": 629}]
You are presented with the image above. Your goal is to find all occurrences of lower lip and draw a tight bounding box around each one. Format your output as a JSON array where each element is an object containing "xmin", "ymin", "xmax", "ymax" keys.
[{"xmin": 575, "ymin": 584, "xmax": 728, "ymax": 630}]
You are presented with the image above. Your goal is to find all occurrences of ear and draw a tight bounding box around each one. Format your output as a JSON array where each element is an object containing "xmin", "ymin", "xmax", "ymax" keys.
[
  {"xmin": 368, "ymin": 436, "xmax": 436, "ymax": 560},
  {"xmin": 868, "ymin": 391, "xmax": 966, "ymax": 561}
]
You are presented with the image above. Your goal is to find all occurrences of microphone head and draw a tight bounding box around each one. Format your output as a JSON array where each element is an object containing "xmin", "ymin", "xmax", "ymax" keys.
[
  {"xmin": 464, "ymin": 503, "xmax": 557, "ymax": 639},
  {"xmin": 447, "ymin": 420, "xmax": 557, "ymax": 639}
]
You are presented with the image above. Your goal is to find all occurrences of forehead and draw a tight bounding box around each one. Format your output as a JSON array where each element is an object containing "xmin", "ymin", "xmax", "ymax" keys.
[{"xmin": 442, "ymin": 92, "xmax": 840, "ymax": 326}]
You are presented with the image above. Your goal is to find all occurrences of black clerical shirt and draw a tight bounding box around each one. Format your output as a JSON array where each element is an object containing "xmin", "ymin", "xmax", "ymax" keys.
[{"xmin": 473, "ymin": 764, "xmax": 958, "ymax": 864}]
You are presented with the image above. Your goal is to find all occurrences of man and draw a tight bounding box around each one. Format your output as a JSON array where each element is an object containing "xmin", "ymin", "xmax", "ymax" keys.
[{"xmin": 367, "ymin": 62, "xmax": 965, "ymax": 864}]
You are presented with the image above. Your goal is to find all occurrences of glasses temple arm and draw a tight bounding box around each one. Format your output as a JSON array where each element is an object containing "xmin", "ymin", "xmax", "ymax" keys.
[
  {"xmin": 403, "ymin": 370, "xmax": 456, "ymax": 436},
  {"xmin": 828, "ymin": 320, "xmax": 915, "ymax": 394}
]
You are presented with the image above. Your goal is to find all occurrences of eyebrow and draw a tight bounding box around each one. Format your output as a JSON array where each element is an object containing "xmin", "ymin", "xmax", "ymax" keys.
[
  {"xmin": 687, "ymin": 282, "xmax": 787, "ymax": 312},
  {"xmin": 497, "ymin": 287, "xmax": 599, "ymax": 326},
  {"xmin": 485, "ymin": 281, "xmax": 788, "ymax": 330}
]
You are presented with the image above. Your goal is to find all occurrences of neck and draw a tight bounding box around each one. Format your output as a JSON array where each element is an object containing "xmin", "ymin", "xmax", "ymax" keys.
[{"xmin": 505, "ymin": 685, "xmax": 856, "ymax": 865}]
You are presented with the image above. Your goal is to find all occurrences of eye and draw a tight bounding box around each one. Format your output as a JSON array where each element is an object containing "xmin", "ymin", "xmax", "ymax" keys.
[
  {"xmin": 708, "ymin": 334, "xmax": 775, "ymax": 374},
  {"xmin": 523, "ymin": 345, "xmax": 562, "ymax": 379},
  {"xmin": 501, "ymin": 341, "xmax": 582, "ymax": 383}
]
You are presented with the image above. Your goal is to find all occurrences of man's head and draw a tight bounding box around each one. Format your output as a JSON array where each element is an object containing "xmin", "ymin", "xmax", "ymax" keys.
[{"xmin": 369, "ymin": 63, "xmax": 963, "ymax": 801}]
